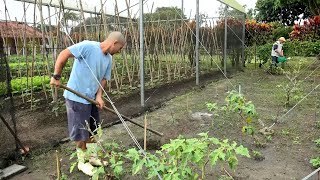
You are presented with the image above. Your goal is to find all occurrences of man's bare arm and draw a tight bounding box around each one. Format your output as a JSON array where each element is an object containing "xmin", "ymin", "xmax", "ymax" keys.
[{"xmin": 54, "ymin": 49, "xmax": 74, "ymax": 75}]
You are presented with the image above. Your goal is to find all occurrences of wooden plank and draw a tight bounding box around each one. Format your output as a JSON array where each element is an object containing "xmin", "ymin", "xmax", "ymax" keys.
[{"xmin": 0, "ymin": 164, "xmax": 27, "ymax": 179}]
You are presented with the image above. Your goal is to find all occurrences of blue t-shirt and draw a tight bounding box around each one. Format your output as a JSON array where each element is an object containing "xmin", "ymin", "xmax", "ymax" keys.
[{"xmin": 63, "ymin": 41, "xmax": 112, "ymax": 104}]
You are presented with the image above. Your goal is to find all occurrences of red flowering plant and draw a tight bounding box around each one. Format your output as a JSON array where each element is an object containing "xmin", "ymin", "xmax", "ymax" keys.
[
  {"xmin": 245, "ymin": 19, "xmax": 272, "ymax": 46},
  {"xmin": 290, "ymin": 16, "xmax": 320, "ymax": 41}
]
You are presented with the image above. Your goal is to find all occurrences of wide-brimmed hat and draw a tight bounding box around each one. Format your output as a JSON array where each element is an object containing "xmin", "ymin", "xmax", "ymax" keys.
[{"xmin": 278, "ymin": 37, "xmax": 286, "ymax": 42}]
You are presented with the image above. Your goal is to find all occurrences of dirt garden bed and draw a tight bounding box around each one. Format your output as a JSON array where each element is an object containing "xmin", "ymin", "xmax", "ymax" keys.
[{"xmin": 5, "ymin": 57, "xmax": 320, "ymax": 180}]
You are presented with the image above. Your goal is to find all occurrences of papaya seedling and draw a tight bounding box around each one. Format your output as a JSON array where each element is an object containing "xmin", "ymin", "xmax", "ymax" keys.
[
  {"xmin": 276, "ymin": 59, "xmax": 304, "ymax": 107},
  {"xmin": 310, "ymin": 157, "xmax": 320, "ymax": 168},
  {"xmin": 314, "ymin": 138, "xmax": 320, "ymax": 147},
  {"xmin": 252, "ymin": 150, "xmax": 265, "ymax": 161},
  {"xmin": 207, "ymin": 91, "xmax": 258, "ymax": 136}
]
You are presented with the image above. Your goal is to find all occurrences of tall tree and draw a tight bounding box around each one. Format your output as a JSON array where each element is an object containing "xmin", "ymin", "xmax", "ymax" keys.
[
  {"xmin": 246, "ymin": 8, "xmax": 257, "ymax": 19},
  {"xmin": 255, "ymin": 0, "xmax": 312, "ymax": 25},
  {"xmin": 279, "ymin": 0, "xmax": 320, "ymax": 15}
]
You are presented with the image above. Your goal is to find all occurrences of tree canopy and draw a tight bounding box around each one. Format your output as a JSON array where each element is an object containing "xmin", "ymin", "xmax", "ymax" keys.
[
  {"xmin": 144, "ymin": 7, "xmax": 186, "ymax": 21},
  {"xmin": 255, "ymin": 0, "xmax": 313, "ymax": 25}
]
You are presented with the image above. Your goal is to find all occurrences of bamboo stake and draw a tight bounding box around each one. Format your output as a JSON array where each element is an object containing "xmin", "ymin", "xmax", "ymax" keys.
[
  {"xmin": 179, "ymin": 24, "xmax": 188, "ymax": 78},
  {"xmin": 112, "ymin": 60, "xmax": 120, "ymax": 91},
  {"xmin": 122, "ymin": 41, "xmax": 133, "ymax": 86},
  {"xmin": 30, "ymin": 0, "xmax": 37, "ymax": 110},
  {"xmin": 125, "ymin": 0, "xmax": 139, "ymax": 84},
  {"xmin": 12, "ymin": 19, "xmax": 24, "ymax": 91},
  {"xmin": 150, "ymin": 19, "xmax": 158, "ymax": 81},
  {"xmin": 171, "ymin": 20, "xmax": 178, "ymax": 80},
  {"xmin": 183, "ymin": 24, "xmax": 189, "ymax": 76},
  {"xmin": 172, "ymin": 29, "xmax": 178, "ymax": 79},
  {"xmin": 100, "ymin": 0, "xmax": 108, "ymax": 39},
  {"xmin": 146, "ymin": 28, "xmax": 154, "ymax": 84},
  {"xmin": 89, "ymin": 12, "xmax": 93, "ymax": 40},
  {"xmin": 160, "ymin": 27, "xmax": 170, "ymax": 82},
  {"xmin": 37, "ymin": 0, "xmax": 49, "ymax": 101},
  {"xmin": 47, "ymin": 5, "xmax": 54, "ymax": 67},
  {"xmin": 48, "ymin": 4, "xmax": 61, "ymax": 113},
  {"xmin": 213, "ymin": 19, "xmax": 221, "ymax": 68},
  {"xmin": 78, "ymin": 0, "xmax": 88, "ymax": 39},
  {"xmin": 94, "ymin": 7, "xmax": 98, "ymax": 41},
  {"xmin": 153, "ymin": 19, "xmax": 161, "ymax": 81},
  {"xmin": 10, "ymin": 20, "xmax": 19, "ymax": 57},
  {"xmin": 144, "ymin": 114, "xmax": 147, "ymax": 151},
  {"xmin": 23, "ymin": 2, "xmax": 28, "ymax": 102},
  {"xmin": 55, "ymin": 150, "xmax": 61, "ymax": 180},
  {"xmin": 113, "ymin": 0, "xmax": 122, "ymax": 91}
]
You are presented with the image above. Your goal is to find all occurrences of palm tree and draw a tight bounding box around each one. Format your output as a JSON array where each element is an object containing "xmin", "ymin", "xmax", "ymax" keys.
[{"xmin": 62, "ymin": 10, "xmax": 80, "ymax": 34}]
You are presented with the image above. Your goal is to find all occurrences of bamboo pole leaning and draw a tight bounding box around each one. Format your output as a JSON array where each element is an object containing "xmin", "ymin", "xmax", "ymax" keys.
[
  {"xmin": 78, "ymin": 0, "xmax": 88, "ymax": 40},
  {"xmin": 22, "ymin": 2, "xmax": 29, "ymax": 103},
  {"xmin": 30, "ymin": 0, "xmax": 37, "ymax": 110},
  {"xmin": 125, "ymin": 0, "xmax": 139, "ymax": 85},
  {"xmin": 100, "ymin": 0, "xmax": 108, "ymax": 39},
  {"xmin": 38, "ymin": 0, "xmax": 57, "ymax": 115}
]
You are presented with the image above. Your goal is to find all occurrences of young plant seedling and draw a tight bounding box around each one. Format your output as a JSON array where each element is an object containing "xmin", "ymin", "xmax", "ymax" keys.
[
  {"xmin": 292, "ymin": 136, "xmax": 301, "ymax": 145},
  {"xmin": 310, "ymin": 157, "xmax": 320, "ymax": 168},
  {"xmin": 266, "ymin": 135, "xmax": 273, "ymax": 142},
  {"xmin": 207, "ymin": 91, "xmax": 258, "ymax": 137},
  {"xmin": 276, "ymin": 59, "xmax": 304, "ymax": 107},
  {"xmin": 252, "ymin": 150, "xmax": 265, "ymax": 161},
  {"xmin": 316, "ymin": 121, "xmax": 320, "ymax": 129},
  {"xmin": 314, "ymin": 138, "xmax": 320, "ymax": 147},
  {"xmin": 281, "ymin": 129, "xmax": 290, "ymax": 136}
]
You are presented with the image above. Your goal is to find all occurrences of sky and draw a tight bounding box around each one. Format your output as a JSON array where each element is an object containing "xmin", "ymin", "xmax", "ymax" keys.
[{"xmin": 0, "ymin": 0, "xmax": 257, "ymax": 24}]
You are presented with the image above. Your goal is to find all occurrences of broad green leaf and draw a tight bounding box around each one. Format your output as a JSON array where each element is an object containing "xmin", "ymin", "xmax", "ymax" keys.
[
  {"xmin": 114, "ymin": 165, "xmax": 123, "ymax": 176},
  {"xmin": 210, "ymin": 137, "xmax": 220, "ymax": 144},
  {"xmin": 209, "ymin": 151, "xmax": 219, "ymax": 166},
  {"xmin": 235, "ymin": 145, "xmax": 250, "ymax": 157},
  {"xmin": 193, "ymin": 150, "xmax": 204, "ymax": 163},
  {"xmin": 228, "ymin": 155, "xmax": 238, "ymax": 170}
]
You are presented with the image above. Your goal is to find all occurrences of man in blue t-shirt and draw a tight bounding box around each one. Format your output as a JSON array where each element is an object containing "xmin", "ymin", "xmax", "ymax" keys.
[{"xmin": 50, "ymin": 31, "xmax": 125, "ymax": 176}]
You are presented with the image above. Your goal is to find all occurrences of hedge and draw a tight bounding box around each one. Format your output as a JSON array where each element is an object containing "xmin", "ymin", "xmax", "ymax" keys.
[{"xmin": 256, "ymin": 40, "xmax": 320, "ymax": 62}]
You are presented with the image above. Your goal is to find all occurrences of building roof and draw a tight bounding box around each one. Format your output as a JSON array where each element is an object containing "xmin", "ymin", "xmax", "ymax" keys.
[{"xmin": 0, "ymin": 21, "xmax": 43, "ymax": 38}]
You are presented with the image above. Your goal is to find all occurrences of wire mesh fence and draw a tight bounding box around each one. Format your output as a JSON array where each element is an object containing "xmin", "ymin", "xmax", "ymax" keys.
[{"xmin": 0, "ymin": 48, "xmax": 18, "ymax": 156}]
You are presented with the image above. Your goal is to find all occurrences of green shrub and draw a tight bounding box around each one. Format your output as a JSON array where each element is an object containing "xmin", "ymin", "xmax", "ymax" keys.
[
  {"xmin": 0, "ymin": 76, "xmax": 51, "ymax": 95},
  {"xmin": 256, "ymin": 40, "xmax": 320, "ymax": 62},
  {"xmin": 257, "ymin": 43, "xmax": 272, "ymax": 63},
  {"xmin": 272, "ymin": 26, "xmax": 292, "ymax": 41}
]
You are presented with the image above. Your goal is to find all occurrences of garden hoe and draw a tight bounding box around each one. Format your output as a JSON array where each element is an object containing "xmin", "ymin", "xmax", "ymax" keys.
[{"xmin": 59, "ymin": 84, "xmax": 163, "ymax": 137}]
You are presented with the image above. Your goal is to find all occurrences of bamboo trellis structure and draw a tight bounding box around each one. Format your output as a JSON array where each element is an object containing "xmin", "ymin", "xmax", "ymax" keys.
[{"xmin": 0, "ymin": 0, "xmax": 246, "ymax": 109}]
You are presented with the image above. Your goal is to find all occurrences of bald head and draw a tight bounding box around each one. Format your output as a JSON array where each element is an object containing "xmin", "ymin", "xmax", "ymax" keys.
[
  {"xmin": 102, "ymin": 31, "xmax": 126, "ymax": 55},
  {"xmin": 106, "ymin": 31, "xmax": 126, "ymax": 45}
]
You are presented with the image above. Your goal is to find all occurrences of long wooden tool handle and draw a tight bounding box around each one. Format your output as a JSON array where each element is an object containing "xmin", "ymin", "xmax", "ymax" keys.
[{"xmin": 59, "ymin": 84, "xmax": 163, "ymax": 136}]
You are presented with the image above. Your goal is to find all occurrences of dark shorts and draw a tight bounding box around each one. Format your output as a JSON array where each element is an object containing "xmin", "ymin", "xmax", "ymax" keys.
[
  {"xmin": 65, "ymin": 99, "xmax": 100, "ymax": 141},
  {"xmin": 272, "ymin": 56, "xmax": 278, "ymax": 63}
]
